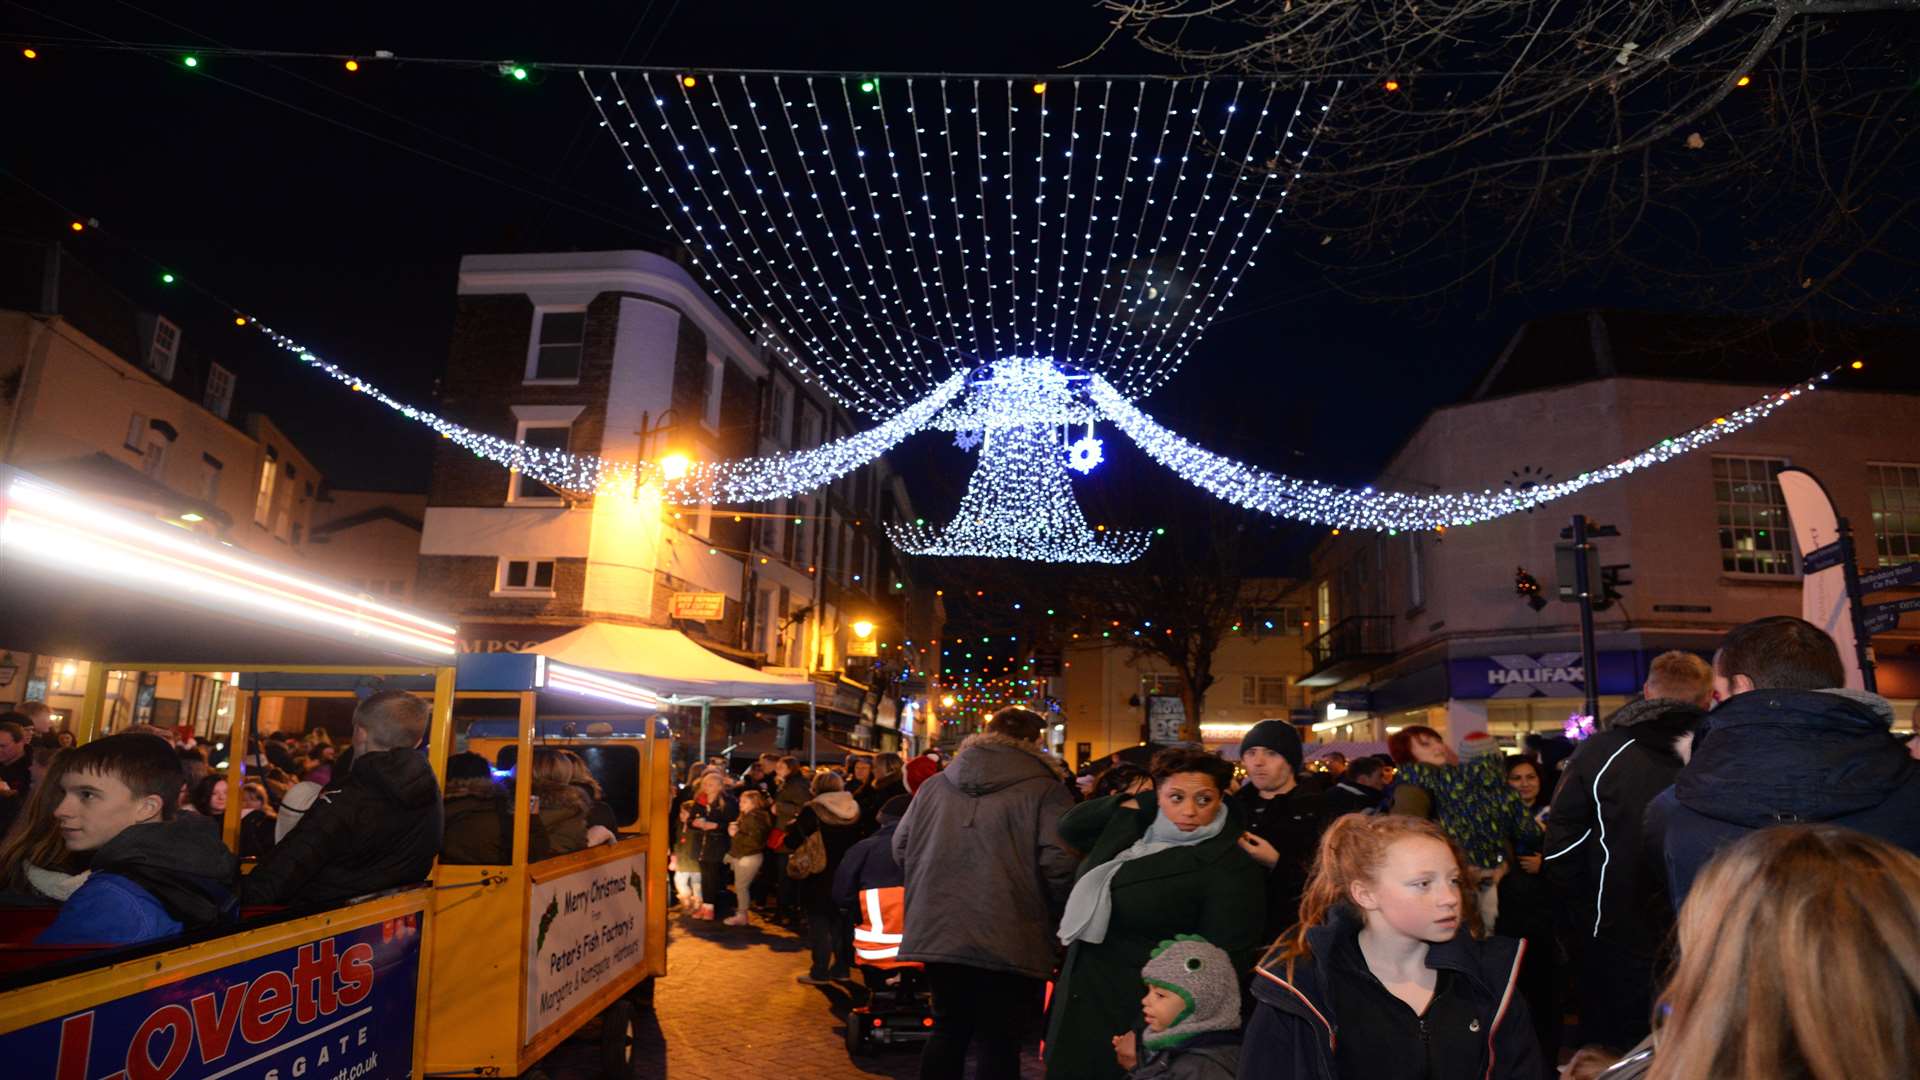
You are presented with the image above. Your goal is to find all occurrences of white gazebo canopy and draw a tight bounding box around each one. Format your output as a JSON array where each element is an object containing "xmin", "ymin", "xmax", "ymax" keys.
[{"xmin": 528, "ymin": 622, "xmax": 814, "ymax": 706}]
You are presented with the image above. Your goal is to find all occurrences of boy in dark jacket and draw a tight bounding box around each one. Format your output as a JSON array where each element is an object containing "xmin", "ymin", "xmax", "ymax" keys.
[
  {"xmin": 1544, "ymin": 650, "xmax": 1711, "ymax": 1051},
  {"xmin": 242, "ymin": 691, "xmax": 442, "ymax": 906},
  {"xmin": 39, "ymin": 733, "xmax": 237, "ymax": 945}
]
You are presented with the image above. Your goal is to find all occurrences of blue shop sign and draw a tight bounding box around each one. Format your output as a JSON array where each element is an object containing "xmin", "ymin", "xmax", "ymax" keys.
[{"xmin": 1448, "ymin": 651, "xmax": 1642, "ymax": 700}]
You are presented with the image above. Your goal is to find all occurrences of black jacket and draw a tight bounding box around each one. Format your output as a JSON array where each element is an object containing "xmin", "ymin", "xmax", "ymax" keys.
[
  {"xmin": 787, "ymin": 791, "xmax": 865, "ymax": 912},
  {"xmin": 1242, "ymin": 908, "xmax": 1543, "ymax": 1080},
  {"xmin": 91, "ymin": 816, "xmax": 237, "ymax": 930},
  {"xmin": 1232, "ymin": 782, "xmax": 1327, "ymax": 942},
  {"xmin": 241, "ymin": 748, "xmax": 443, "ymax": 907},
  {"xmin": 832, "ymin": 819, "xmax": 905, "ymax": 908},
  {"xmin": 1647, "ymin": 687, "xmax": 1920, "ymax": 909},
  {"xmin": 1542, "ymin": 697, "xmax": 1701, "ymax": 948},
  {"xmin": 856, "ymin": 770, "xmax": 906, "ymax": 835},
  {"xmin": 1317, "ymin": 781, "xmax": 1385, "ymax": 820}
]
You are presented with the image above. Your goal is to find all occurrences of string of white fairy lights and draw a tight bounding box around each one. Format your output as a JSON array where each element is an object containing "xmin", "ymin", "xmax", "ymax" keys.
[
  {"xmin": 252, "ymin": 316, "xmax": 1845, "ymax": 544},
  {"xmin": 1088, "ymin": 367, "xmax": 1849, "ymax": 531},
  {"xmin": 581, "ymin": 72, "xmax": 1335, "ymax": 416}
]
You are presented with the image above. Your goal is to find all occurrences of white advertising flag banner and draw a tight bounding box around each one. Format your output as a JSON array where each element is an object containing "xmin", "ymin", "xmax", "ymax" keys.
[
  {"xmin": 1777, "ymin": 468, "xmax": 1864, "ymax": 689},
  {"xmin": 524, "ymin": 852, "xmax": 648, "ymax": 1043}
]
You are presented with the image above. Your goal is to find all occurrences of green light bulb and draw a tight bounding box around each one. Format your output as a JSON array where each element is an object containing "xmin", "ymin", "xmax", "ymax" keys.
[
  {"xmin": 161, "ymin": 272, "xmax": 176, "ymax": 284},
  {"xmin": 859, "ymin": 80, "xmax": 875, "ymax": 93},
  {"xmin": 182, "ymin": 56, "xmax": 199, "ymax": 68},
  {"xmin": 511, "ymin": 66, "xmax": 528, "ymax": 81}
]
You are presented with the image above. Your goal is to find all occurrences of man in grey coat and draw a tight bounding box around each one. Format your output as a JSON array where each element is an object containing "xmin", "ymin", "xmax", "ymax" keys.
[{"xmin": 893, "ymin": 707, "xmax": 1078, "ymax": 1080}]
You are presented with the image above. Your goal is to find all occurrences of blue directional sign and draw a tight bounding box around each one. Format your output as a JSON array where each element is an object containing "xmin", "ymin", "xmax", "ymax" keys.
[{"xmin": 1859, "ymin": 561, "xmax": 1920, "ymax": 594}]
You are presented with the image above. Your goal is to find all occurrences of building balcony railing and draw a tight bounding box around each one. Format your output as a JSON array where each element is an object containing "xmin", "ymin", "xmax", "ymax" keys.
[{"xmin": 1300, "ymin": 615, "xmax": 1395, "ymax": 687}]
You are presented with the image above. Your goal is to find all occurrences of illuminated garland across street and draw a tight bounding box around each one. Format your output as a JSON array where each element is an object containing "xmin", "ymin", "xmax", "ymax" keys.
[
  {"xmin": 255, "ymin": 313, "xmax": 1841, "ymax": 547},
  {"xmin": 583, "ymin": 72, "xmax": 1338, "ymax": 416},
  {"xmin": 663, "ymin": 373, "xmax": 966, "ymax": 503},
  {"xmin": 1088, "ymin": 369, "xmax": 1845, "ymax": 531}
]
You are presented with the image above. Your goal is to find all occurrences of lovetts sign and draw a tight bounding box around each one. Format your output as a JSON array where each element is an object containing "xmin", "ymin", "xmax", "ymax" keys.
[
  {"xmin": 1449, "ymin": 652, "xmax": 1640, "ymax": 700},
  {"xmin": 525, "ymin": 853, "xmax": 648, "ymax": 1043},
  {"xmin": 3, "ymin": 915, "xmax": 421, "ymax": 1080}
]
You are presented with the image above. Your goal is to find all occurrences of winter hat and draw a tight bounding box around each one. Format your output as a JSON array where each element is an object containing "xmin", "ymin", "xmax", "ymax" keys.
[
  {"xmin": 1238, "ymin": 719, "xmax": 1303, "ymax": 775},
  {"xmin": 1459, "ymin": 731, "xmax": 1500, "ymax": 760},
  {"xmin": 879, "ymin": 794, "xmax": 912, "ymax": 826},
  {"xmin": 1139, "ymin": 935, "xmax": 1241, "ymax": 1051},
  {"xmin": 903, "ymin": 754, "xmax": 941, "ymax": 795}
]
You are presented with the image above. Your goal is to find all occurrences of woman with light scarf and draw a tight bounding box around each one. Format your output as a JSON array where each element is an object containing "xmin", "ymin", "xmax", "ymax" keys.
[{"xmin": 1044, "ymin": 748, "xmax": 1267, "ymax": 1080}]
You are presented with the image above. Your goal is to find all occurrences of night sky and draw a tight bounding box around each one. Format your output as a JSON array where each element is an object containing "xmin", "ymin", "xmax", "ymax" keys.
[{"xmin": 3, "ymin": 3, "xmax": 1618, "ymax": 557}]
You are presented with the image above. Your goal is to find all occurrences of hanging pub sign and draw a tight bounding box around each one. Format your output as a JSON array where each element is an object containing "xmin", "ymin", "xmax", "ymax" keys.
[{"xmin": 668, "ymin": 592, "xmax": 727, "ymax": 621}]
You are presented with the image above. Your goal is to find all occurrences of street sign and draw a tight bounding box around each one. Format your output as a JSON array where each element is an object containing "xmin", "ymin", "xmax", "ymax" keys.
[
  {"xmin": 1289, "ymin": 708, "xmax": 1316, "ymax": 725},
  {"xmin": 1860, "ymin": 561, "xmax": 1920, "ymax": 593},
  {"xmin": 1331, "ymin": 690, "xmax": 1373, "ymax": 712},
  {"xmin": 669, "ymin": 592, "xmax": 727, "ymax": 621},
  {"xmin": 846, "ymin": 636, "xmax": 878, "ymax": 658},
  {"xmin": 1031, "ymin": 651, "xmax": 1063, "ymax": 676},
  {"xmin": 1801, "ymin": 540, "xmax": 1846, "ymax": 575},
  {"xmin": 1862, "ymin": 595, "xmax": 1920, "ymax": 635}
]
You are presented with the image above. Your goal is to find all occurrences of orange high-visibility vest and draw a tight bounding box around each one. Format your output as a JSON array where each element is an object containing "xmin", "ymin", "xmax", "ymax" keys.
[{"xmin": 853, "ymin": 886, "xmax": 919, "ymax": 969}]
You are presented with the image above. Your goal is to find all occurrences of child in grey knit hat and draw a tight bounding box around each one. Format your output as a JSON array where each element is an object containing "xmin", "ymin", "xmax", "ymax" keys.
[{"xmin": 1112, "ymin": 934, "xmax": 1242, "ymax": 1079}]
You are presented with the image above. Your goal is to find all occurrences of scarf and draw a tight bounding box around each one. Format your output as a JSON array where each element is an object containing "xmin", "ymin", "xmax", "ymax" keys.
[{"xmin": 1058, "ymin": 804, "xmax": 1228, "ymax": 946}]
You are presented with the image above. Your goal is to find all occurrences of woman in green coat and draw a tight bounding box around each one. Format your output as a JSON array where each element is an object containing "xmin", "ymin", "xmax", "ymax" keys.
[{"xmin": 1045, "ymin": 747, "xmax": 1268, "ymax": 1080}]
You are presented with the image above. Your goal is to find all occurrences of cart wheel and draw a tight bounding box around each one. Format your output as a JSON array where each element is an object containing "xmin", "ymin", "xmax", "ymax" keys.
[
  {"xmin": 845, "ymin": 1012, "xmax": 869, "ymax": 1057},
  {"xmin": 599, "ymin": 999, "xmax": 640, "ymax": 1079}
]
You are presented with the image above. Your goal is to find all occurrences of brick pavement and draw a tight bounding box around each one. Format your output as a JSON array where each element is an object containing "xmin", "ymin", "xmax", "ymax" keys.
[{"xmin": 541, "ymin": 911, "xmax": 1049, "ymax": 1079}]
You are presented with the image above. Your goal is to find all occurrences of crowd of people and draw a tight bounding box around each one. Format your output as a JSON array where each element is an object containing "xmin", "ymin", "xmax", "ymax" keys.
[
  {"xmin": 0, "ymin": 689, "xmax": 446, "ymax": 943},
  {"xmin": 677, "ymin": 614, "xmax": 1920, "ymax": 1080},
  {"xmin": 5, "ymin": 612, "xmax": 1918, "ymax": 1078}
]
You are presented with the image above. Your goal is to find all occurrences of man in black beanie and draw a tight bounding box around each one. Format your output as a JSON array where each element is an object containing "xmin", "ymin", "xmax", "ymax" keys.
[{"xmin": 1230, "ymin": 718, "xmax": 1329, "ymax": 942}]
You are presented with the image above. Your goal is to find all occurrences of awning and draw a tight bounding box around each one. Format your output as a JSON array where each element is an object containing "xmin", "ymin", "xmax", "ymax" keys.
[{"xmin": 527, "ymin": 622, "xmax": 814, "ymax": 705}]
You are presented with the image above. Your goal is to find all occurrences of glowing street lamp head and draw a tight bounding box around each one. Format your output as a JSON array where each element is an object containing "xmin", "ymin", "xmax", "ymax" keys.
[
  {"xmin": 658, "ymin": 453, "xmax": 691, "ymax": 481},
  {"xmin": 853, "ymin": 619, "xmax": 875, "ymax": 640}
]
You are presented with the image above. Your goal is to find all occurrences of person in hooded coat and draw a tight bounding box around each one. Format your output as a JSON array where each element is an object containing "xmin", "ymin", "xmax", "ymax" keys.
[
  {"xmin": 893, "ymin": 709, "xmax": 1079, "ymax": 1080},
  {"xmin": 1543, "ymin": 650, "xmax": 1713, "ymax": 1053},
  {"xmin": 38, "ymin": 734, "xmax": 237, "ymax": 945},
  {"xmin": 440, "ymin": 752, "xmax": 552, "ymax": 864},
  {"xmin": 241, "ymin": 691, "xmax": 441, "ymax": 907},
  {"xmin": 1646, "ymin": 617, "xmax": 1920, "ymax": 909},
  {"xmin": 787, "ymin": 768, "xmax": 864, "ymax": 983}
]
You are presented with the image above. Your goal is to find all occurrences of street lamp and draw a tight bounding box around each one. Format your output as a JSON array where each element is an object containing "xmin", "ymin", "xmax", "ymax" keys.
[
  {"xmin": 657, "ymin": 453, "xmax": 691, "ymax": 481},
  {"xmin": 941, "ymin": 694, "xmax": 956, "ymax": 708},
  {"xmin": 852, "ymin": 619, "xmax": 875, "ymax": 640}
]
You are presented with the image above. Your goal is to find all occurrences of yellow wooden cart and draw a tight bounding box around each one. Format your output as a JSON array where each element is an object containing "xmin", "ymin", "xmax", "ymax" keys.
[
  {"xmin": 0, "ymin": 468, "xmax": 674, "ymax": 1078},
  {"xmin": 0, "ymin": 466, "xmax": 458, "ymax": 1078},
  {"xmin": 421, "ymin": 652, "xmax": 670, "ymax": 1079}
]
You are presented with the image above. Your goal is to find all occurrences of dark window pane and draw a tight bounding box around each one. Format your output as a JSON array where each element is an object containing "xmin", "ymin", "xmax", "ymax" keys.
[
  {"xmin": 506, "ymin": 560, "xmax": 529, "ymax": 588},
  {"xmin": 539, "ymin": 312, "xmax": 585, "ymax": 345},
  {"xmin": 533, "ymin": 561, "xmax": 555, "ymax": 589},
  {"xmin": 535, "ymin": 344, "xmax": 582, "ymax": 380}
]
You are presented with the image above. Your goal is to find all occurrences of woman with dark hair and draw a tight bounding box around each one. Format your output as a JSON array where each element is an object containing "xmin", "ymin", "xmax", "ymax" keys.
[
  {"xmin": 1500, "ymin": 755, "xmax": 1559, "ymax": 1068},
  {"xmin": 1091, "ymin": 762, "xmax": 1152, "ymax": 800},
  {"xmin": 1043, "ymin": 747, "xmax": 1267, "ymax": 1080}
]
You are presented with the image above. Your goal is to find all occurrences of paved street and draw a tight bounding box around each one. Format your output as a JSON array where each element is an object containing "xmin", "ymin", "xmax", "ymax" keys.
[{"xmin": 543, "ymin": 912, "xmax": 1048, "ymax": 1079}]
